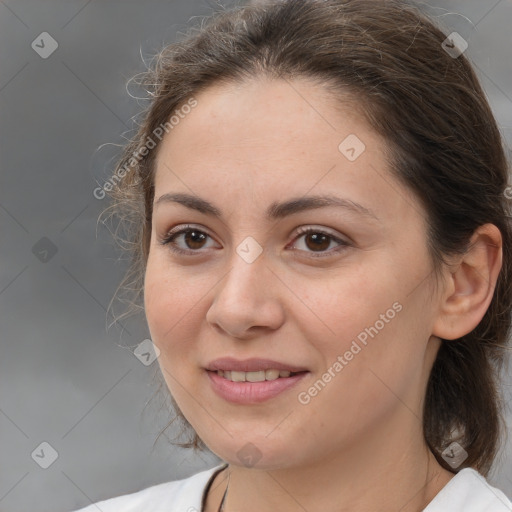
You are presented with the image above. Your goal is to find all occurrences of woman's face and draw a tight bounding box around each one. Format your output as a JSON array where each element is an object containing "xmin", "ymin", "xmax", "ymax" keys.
[{"xmin": 144, "ymin": 78, "xmax": 444, "ymax": 469}]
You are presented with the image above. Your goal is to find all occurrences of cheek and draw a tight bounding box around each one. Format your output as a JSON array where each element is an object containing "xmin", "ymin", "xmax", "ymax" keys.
[
  {"xmin": 143, "ymin": 257, "xmax": 206, "ymax": 361},
  {"xmin": 144, "ymin": 261, "xmax": 208, "ymax": 414},
  {"xmin": 294, "ymin": 264, "xmax": 397, "ymax": 354},
  {"xmin": 297, "ymin": 263, "xmax": 427, "ymax": 407},
  {"xmin": 295, "ymin": 307, "xmax": 422, "ymax": 452}
]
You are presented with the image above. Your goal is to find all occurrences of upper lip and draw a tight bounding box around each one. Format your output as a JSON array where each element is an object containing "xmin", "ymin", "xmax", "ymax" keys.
[{"xmin": 205, "ymin": 357, "xmax": 309, "ymax": 373}]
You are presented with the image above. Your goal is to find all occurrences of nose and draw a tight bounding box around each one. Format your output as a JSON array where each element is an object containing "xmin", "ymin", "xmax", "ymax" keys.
[{"xmin": 205, "ymin": 249, "xmax": 285, "ymax": 340}]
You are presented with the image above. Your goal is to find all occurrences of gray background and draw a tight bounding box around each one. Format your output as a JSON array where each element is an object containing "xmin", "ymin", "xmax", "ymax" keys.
[{"xmin": 1, "ymin": 1, "xmax": 511, "ymax": 511}]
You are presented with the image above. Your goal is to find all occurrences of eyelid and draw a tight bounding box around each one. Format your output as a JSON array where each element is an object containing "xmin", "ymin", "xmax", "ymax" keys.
[
  {"xmin": 159, "ymin": 223, "xmax": 351, "ymax": 257},
  {"xmin": 293, "ymin": 225, "xmax": 350, "ymax": 243},
  {"xmin": 158, "ymin": 224, "xmax": 220, "ymax": 253},
  {"xmin": 290, "ymin": 225, "xmax": 352, "ymax": 257}
]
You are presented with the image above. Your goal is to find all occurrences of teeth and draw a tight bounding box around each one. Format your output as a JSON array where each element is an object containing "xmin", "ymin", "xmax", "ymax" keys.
[
  {"xmin": 217, "ymin": 369, "xmax": 295, "ymax": 381},
  {"xmin": 231, "ymin": 371, "xmax": 246, "ymax": 382},
  {"xmin": 266, "ymin": 369, "xmax": 280, "ymax": 380}
]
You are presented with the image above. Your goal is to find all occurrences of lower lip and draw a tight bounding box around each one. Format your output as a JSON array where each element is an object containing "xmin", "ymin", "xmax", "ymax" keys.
[{"xmin": 206, "ymin": 370, "xmax": 309, "ymax": 404}]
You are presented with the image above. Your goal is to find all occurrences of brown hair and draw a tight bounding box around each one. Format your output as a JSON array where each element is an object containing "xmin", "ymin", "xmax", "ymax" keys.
[{"xmin": 102, "ymin": 0, "xmax": 512, "ymax": 476}]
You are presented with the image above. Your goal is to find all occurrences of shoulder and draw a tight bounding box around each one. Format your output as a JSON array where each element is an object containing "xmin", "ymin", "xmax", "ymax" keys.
[
  {"xmin": 71, "ymin": 463, "xmax": 226, "ymax": 512},
  {"xmin": 424, "ymin": 468, "xmax": 512, "ymax": 512}
]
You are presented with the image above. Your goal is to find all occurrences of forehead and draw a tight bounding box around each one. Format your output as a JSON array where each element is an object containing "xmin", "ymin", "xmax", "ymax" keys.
[
  {"xmin": 153, "ymin": 77, "xmax": 420, "ymax": 226},
  {"xmin": 156, "ymin": 78, "xmax": 369, "ymax": 175},
  {"xmin": 168, "ymin": 78, "xmax": 357, "ymax": 134}
]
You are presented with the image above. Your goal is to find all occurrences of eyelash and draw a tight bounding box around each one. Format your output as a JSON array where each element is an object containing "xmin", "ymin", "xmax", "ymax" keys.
[{"xmin": 158, "ymin": 224, "xmax": 351, "ymax": 258}]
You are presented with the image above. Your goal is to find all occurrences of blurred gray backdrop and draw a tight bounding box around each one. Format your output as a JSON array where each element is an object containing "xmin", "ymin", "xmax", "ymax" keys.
[{"xmin": 1, "ymin": 1, "xmax": 511, "ymax": 511}]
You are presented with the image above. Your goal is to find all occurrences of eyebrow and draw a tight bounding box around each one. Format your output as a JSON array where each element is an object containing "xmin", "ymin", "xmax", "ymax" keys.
[{"xmin": 154, "ymin": 192, "xmax": 380, "ymax": 222}]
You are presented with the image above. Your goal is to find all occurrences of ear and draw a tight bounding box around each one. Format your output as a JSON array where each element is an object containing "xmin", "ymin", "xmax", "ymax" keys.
[{"xmin": 432, "ymin": 223, "xmax": 503, "ymax": 341}]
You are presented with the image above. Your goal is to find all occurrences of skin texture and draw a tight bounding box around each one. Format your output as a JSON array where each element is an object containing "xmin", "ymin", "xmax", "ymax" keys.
[{"xmin": 143, "ymin": 77, "xmax": 502, "ymax": 512}]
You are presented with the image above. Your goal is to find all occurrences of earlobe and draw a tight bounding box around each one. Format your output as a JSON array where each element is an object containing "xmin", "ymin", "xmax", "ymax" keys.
[{"xmin": 431, "ymin": 223, "xmax": 503, "ymax": 341}]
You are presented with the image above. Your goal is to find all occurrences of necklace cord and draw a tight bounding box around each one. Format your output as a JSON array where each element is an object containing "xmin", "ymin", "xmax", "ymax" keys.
[{"xmin": 217, "ymin": 467, "xmax": 230, "ymax": 512}]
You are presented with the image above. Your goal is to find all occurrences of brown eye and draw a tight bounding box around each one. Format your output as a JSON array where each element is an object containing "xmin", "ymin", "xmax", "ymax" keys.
[
  {"xmin": 292, "ymin": 227, "xmax": 351, "ymax": 258},
  {"xmin": 160, "ymin": 226, "xmax": 217, "ymax": 255},
  {"xmin": 159, "ymin": 225, "xmax": 350, "ymax": 258},
  {"xmin": 181, "ymin": 230, "xmax": 208, "ymax": 250},
  {"xmin": 303, "ymin": 232, "xmax": 331, "ymax": 251}
]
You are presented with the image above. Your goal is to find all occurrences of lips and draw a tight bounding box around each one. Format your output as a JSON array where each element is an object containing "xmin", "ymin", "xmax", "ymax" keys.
[
  {"xmin": 204, "ymin": 357, "xmax": 310, "ymax": 403},
  {"xmin": 217, "ymin": 369, "xmax": 295, "ymax": 382},
  {"xmin": 205, "ymin": 357, "xmax": 309, "ymax": 373}
]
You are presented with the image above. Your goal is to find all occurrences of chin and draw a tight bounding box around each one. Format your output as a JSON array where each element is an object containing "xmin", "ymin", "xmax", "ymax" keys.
[{"xmin": 203, "ymin": 435, "xmax": 306, "ymax": 471}]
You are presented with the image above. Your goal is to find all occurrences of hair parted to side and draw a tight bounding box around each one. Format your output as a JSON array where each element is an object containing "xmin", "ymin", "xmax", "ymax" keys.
[{"xmin": 101, "ymin": 0, "xmax": 512, "ymax": 476}]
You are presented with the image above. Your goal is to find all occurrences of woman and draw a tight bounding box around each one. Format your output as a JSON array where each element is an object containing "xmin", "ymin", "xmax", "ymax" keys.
[{"xmin": 74, "ymin": 0, "xmax": 512, "ymax": 510}]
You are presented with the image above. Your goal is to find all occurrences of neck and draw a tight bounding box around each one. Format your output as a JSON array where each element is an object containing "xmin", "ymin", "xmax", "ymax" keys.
[{"xmin": 205, "ymin": 414, "xmax": 455, "ymax": 512}]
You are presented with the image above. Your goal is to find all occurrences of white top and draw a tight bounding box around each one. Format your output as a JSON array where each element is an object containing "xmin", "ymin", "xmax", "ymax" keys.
[{"xmin": 72, "ymin": 463, "xmax": 512, "ymax": 512}]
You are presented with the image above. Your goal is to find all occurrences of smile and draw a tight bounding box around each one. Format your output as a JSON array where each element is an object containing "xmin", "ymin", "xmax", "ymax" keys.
[
  {"xmin": 206, "ymin": 369, "xmax": 309, "ymax": 404},
  {"xmin": 216, "ymin": 369, "xmax": 297, "ymax": 382}
]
